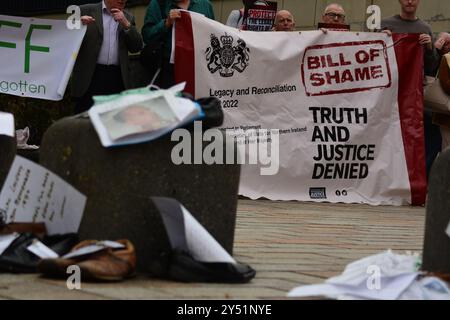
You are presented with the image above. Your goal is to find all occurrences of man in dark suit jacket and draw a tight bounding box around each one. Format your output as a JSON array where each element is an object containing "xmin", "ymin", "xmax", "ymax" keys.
[{"xmin": 72, "ymin": 0, "xmax": 143, "ymax": 114}]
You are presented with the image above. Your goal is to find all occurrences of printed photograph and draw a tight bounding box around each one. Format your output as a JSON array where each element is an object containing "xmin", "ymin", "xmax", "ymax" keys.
[{"xmin": 99, "ymin": 96, "xmax": 178, "ymax": 141}]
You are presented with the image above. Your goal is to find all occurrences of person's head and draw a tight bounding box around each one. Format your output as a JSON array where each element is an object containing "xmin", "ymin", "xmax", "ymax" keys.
[
  {"xmin": 273, "ymin": 10, "xmax": 295, "ymax": 31},
  {"xmin": 322, "ymin": 3, "xmax": 346, "ymax": 24},
  {"xmin": 114, "ymin": 105, "xmax": 161, "ymax": 128},
  {"xmin": 105, "ymin": 0, "xmax": 127, "ymax": 11},
  {"xmin": 398, "ymin": 0, "xmax": 420, "ymax": 19},
  {"xmin": 435, "ymin": 32, "xmax": 450, "ymax": 55},
  {"xmin": 242, "ymin": 0, "xmax": 267, "ymax": 7}
]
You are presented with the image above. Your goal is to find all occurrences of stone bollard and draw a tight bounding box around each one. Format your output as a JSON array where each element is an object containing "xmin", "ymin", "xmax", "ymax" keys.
[
  {"xmin": 39, "ymin": 115, "xmax": 241, "ymax": 273},
  {"xmin": 0, "ymin": 135, "xmax": 16, "ymax": 189},
  {"xmin": 422, "ymin": 147, "xmax": 450, "ymax": 274}
]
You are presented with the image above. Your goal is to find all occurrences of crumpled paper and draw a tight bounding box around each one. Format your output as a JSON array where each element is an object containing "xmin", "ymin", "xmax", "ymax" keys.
[
  {"xmin": 288, "ymin": 250, "xmax": 450, "ymax": 300},
  {"xmin": 16, "ymin": 127, "xmax": 39, "ymax": 150}
]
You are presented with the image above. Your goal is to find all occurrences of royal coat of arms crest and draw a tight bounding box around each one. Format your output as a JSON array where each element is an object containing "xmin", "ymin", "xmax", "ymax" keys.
[{"xmin": 205, "ymin": 33, "xmax": 250, "ymax": 77}]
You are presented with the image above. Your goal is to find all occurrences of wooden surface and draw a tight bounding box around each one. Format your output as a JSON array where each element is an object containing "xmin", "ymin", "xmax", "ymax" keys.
[{"xmin": 0, "ymin": 200, "xmax": 426, "ymax": 299}]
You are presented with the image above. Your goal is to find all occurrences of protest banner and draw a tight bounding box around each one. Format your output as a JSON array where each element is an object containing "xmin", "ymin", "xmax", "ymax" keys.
[
  {"xmin": 0, "ymin": 15, "xmax": 86, "ymax": 100},
  {"xmin": 175, "ymin": 12, "xmax": 426, "ymax": 206}
]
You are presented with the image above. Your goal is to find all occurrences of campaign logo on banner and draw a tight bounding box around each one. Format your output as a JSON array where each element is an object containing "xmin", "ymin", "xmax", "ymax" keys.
[
  {"xmin": 175, "ymin": 13, "xmax": 426, "ymax": 206},
  {"xmin": 0, "ymin": 15, "xmax": 86, "ymax": 100}
]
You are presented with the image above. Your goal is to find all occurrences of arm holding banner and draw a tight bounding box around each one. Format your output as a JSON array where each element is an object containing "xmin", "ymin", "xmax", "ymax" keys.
[
  {"xmin": 142, "ymin": 0, "xmax": 168, "ymax": 45},
  {"xmin": 422, "ymin": 32, "xmax": 439, "ymax": 76}
]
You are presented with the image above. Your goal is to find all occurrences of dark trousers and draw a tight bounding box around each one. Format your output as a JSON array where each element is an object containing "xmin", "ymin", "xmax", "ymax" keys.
[
  {"xmin": 74, "ymin": 64, "xmax": 124, "ymax": 114},
  {"xmin": 160, "ymin": 62, "xmax": 175, "ymax": 89}
]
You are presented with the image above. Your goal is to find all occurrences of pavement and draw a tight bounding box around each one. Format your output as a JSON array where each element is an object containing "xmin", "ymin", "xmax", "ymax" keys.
[{"xmin": 0, "ymin": 199, "xmax": 426, "ymax": 300}]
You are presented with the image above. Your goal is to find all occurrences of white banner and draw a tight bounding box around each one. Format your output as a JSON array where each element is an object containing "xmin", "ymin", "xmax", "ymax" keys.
[
  {"xmin": 176, "ymin": 13, "xmax": 427, "ymax": 206},
  {"xmin": 0, "ymin": 15, "xmax": 86, "ymax": 100}
]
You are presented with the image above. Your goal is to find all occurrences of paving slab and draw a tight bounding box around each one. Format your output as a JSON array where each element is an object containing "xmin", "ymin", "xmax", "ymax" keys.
[{"xmin": 0, "ymin": 200, "xmax": 426, "ymax": 299}]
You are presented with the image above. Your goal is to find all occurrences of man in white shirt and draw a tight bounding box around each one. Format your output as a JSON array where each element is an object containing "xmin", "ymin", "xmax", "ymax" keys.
[{"xmin": 72, "ymin": 0, "xmax": 143, "ymax": 114}]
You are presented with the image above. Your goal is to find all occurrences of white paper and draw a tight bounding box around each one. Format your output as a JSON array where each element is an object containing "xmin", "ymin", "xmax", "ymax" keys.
[
  {"xmin": 288, "ymin": 273, "xmax": 418, "ymax": 300},
  {"xmin": 170, "ymin": 23, "xmax": 175, "ymax": 64},
  {"xmin": 327, "ymin": 250, "xmax": 418, "ymax": 286},
  {"xmin": 27, "ymin": 239, "xmax": 59, "ymax": 259},
  {"xmin": 181, "ymin": 205, "xmax": 236, "ymax": 264},
  {"xmin": 62, "ymin": 244, "xmax": 105, "ymax": 259},
  {"xmin": 287, "ymin": 283, "xmax": 341, "ymax": 298},
  {"xmin": 0, "ymin": 156, "xmax": 86, "ymax": 235},
  {"xmin": 0, "ymin": 233, "xmax": 19, "ymax": 255},
  {"xmin": 62, "ymin": 241, "xmax": 124, "ymax": 259},
  {"xmin": 400, "ymin": 277, "xmax": 450, "ymax": 300},
  {"xmin": 288, "ymin": 250, "xmax": 422, "ymax": 300},
  {"xmin": 446, "ymin": 221, "xmax": 450, "ymax": 238},
  {"xmin": 89, "ymin": 87, "xmax": 201, "ymax": 147},
  {"xmin": 0, "ymin": 112, "xmax": 15, "ymax": 137},
  {"xmin": 97, "ymin": 240, "xmax": 125, "ymax": 249}
]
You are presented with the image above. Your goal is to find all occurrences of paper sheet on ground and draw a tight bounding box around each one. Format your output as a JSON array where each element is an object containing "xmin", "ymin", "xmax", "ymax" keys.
[
  {"xmin": 288, "ymin": 273, "xmax": 418, "ymax": 300},
  {"xmin": 288, "ymin": 250, "xmax": 421, "ymax": 300},
  {"xmin": 181, "ymin": 205, "xmax": 236, "ymax": 264},
  {"xmin": 153, "ymin": 197, "xmax": 236, "ymax": 264}
]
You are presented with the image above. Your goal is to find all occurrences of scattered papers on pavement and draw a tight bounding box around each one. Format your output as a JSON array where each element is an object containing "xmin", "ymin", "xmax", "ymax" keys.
[{"xmin": 288, "ymin": 250, "xmax": 450, "ymax": 300}]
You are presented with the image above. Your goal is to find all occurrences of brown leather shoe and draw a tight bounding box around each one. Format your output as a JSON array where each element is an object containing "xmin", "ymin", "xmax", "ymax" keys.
[
  {"xmin": 38, "ymin": 239, "xmax": 136, "ymax": 281},
  {"xmin": 0, "ymin": 223, "xmax": 47, "ymax": 238}
]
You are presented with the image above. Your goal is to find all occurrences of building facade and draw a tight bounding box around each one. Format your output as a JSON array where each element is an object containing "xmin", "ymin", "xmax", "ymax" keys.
[{"xmin": 1, "ymin": 0, "xmax": 449, "ymax": 34}]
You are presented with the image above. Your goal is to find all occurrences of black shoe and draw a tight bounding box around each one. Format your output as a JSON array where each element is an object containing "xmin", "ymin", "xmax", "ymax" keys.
[
  {"xmin": 151, "ymin": 249, "xmax": 256, "ymax": 284},
  {"xmin": 0, "ymin": 233, "xmax": 78, "ymax": 273}
]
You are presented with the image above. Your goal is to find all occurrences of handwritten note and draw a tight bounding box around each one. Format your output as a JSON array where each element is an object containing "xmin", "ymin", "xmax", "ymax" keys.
[{"xmin": 0, "ymin": 156, "xmax": 86, "ymax": 235}]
